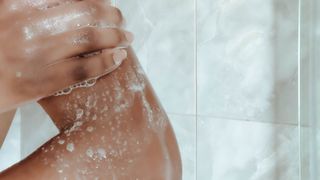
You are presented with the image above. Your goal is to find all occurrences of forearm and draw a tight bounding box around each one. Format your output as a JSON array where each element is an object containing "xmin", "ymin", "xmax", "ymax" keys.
[{"xmin": 0, "ymin": 48, "xmax": 182, "ymax": 179}]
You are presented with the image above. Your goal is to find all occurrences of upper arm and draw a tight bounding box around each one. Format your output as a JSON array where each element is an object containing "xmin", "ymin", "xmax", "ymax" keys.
[{"xmin": 0, "ymin": 110, "xmax": 16, "ymax": 148}]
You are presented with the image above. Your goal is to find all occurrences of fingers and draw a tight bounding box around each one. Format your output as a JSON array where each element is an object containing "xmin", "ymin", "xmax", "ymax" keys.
[
  {"xmin": 1, "ymin": 0, "xmax": 79, "ymax": 12},
  {"xmin": 21, "ymin": 1, "xmax": 124, "ymax": 40},
  {"xmin": 40, "ymin": 27, "xmax": 133, "ymax": 63},
  {"xmin": 40, "ymin": 49, "xmax": 128, "ymax": 95},
  {"xmin": 45, "ymin": 0, "xmax": 124, "ymax": 27}
]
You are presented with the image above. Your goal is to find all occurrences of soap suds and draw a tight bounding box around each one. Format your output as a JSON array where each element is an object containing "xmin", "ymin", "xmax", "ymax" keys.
[
  {"xmin": 86, "ymin": 148, "xmax": 94, "ymax": 158},
  {"xmin": 86, "ymin": 126, "xmax": 94, "ymax": 132},
  {"xmin": 58, "ymin": 139, "xmax": 65, "ymax": 145},
  {"xmin": 92, "ymin": 114, "xmax": 97, "ymax": 121},
  {"xmin": 86, "ymin": 96, "xmax": 97, "ymax": 108},
  {"xmin": 97, "ymin": 148, "xmax": 107, "ymax": 160},
  {"xmin": 128, "ymin": 83, "xmax": 145, "ymax": 92},
  {"xmin": 85, "ymin": 147, "xmax": 107, "ymax": 160},
  {"xmin": 64, "ymin": 121, "xmax": 83, "ymax": 136},
  {"xmin": 66, "ymin": 143, "xmax": 75, "ymax": 152},
  {"xmin": 76, "ymin": 109, "xmax": 84, "ymax": 119}
]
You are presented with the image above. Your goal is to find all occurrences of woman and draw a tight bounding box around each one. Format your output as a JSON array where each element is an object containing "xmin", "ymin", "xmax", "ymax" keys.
[{"xmin": 0, "ymin": 0, "xmax": 182, "ymax": 179}]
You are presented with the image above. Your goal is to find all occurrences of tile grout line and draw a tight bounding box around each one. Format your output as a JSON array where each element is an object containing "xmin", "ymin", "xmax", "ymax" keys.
[
  {"xmin": 194, "ymin": 0, "xmax": 198, "ymax": 178},
  {"xmin": 297, "ymin": 0, "xmax": 302, "ymax": 178},
  {"xmin": 168, "ymin": 112, "xmax": 300, "ymax": 127},
  {"xmin": 309, "ymin": 0, "xmax": 318, "ymax": 179}
]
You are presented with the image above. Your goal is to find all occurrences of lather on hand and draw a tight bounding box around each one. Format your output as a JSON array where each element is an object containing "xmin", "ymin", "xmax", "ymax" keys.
[{"xmin": 0, "ymin": 0, "xmax": 133, "ymax": 113}]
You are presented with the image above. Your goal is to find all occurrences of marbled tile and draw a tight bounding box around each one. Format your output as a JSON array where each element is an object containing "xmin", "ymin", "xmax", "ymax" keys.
[
  {"xmin": 0, "ymin": 110, "xmax": 20, "ymax": 171},
  {"xmin": 299, "ymin": 0, "xmax": 320, "ymax": 178},
  {"xmin": 169, "ymin": 114, "xmax": 196, "ymax": 180},
  {"xmin": 272, "ymin": 0, "xmax": 299, "ymax": 124},
  {"xmin": 300, "ymin": 127, "xmax": 311, "ymax": 180},
  {"xmin": 117, "ymin": 0, "xmax": 196, "ymax": 115},
  {"xmin": 300, "ymin": 126, "xmax": 320, "ymax": 180},
  {"xmin": 197, "ymin": 117, "xmax": 299, "ymax": 180},
  {"xmin": 197, "ymin": 0, "xmax": 299, "ymax": 124},
  {"xmin": 20, "ymin": 103, "xmax": 59, "ymax": 158}
]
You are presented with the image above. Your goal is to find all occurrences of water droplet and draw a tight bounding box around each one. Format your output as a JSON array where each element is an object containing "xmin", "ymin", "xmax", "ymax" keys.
[
  {"xmin": 85, "ymin": 96, "xmax": 96, "ymax": 108},
  {"xmin": 86, "ymin": 126, "xmax": 94, "ymax": 132},
  {"xmin": 62, "ymin": 87, "xmax": 72, "ymax": 94},
  {"xmin": 16, "ymin": 71, "xmax": 22, "ymax": 78},
  {"xmin": 76, "ymin": 109, "xmax": 84, "ymax": 119},
  {"xmin": 66, "ymin": 143, "xmax": 74, "ymax": 152},
  {"xmin": 97, "ymin": 148, "xmax": 107, "ymax": 160},
  {"xmin": 86, "ymin": 78, "xmax": 97, "ymax": 87},
  {"xmin": 58, "ymin": 140, "xmax": 65, "ymax": 145},
  {"xmin": 86, "ymin": 148, "xmax": 94, "ymax": 158}
]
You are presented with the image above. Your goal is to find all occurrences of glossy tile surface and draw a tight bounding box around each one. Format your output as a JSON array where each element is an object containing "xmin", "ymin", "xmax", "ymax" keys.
[
  {"xmin": 169, "ymin": 114, "xmax": 196, "ymax": 180},
  {"xmin": 118, "ymin": 0, "xmax": 196, "ymax": 115},
  {"xmin": 20, "ymin": 103, "xmax": 59, "ymax": 159},
  {"xmin": 197, "ymin": 0, "xmax": 299, "ymax": 124},
  {"xmin": 197, "ymin": 117, "xmax": 299, "ymax": 180}
]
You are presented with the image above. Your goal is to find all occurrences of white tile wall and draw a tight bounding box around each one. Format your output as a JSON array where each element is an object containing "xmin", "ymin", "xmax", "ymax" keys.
[
  {"xmin": 20, "ymin": 103, "xmax": 59, "ymax": 159},
  {"xmin": 197, "ymin": 0, "xmax": 299, "ymax": 124},
  {"xmin": 118, "ymin": 0, "xmax": 196, "ymax": 115},
  {"xmin": 196, "ymin": 0, "xmax": 299, "ymax": 179},
  {"xmin": 197, "ymin": 117, "xmax": 299, "ymax": 180},
  {"xmin": 170, "ymin": 114, "xmax": 196, "ymax": 180}
]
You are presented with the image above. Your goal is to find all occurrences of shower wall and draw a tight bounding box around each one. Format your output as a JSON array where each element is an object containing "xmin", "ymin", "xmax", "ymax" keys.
[
  {"xmin": 0, "ymin": 0, "xmax": 303, "ymax": 180},
  {"xmin": 116, "ymin": 0, "xmax": 300, "ymax": 179},
  {"xmin": 300, "ymin": 0, "xmax": 320, "ymax": 179},
  {"xmin": 197, "ymin": 0, "xmax": 299, "ymax": 179},
  {"xmin": 116, "ymin": 1, "xmax": 197, "ymax": 179}
]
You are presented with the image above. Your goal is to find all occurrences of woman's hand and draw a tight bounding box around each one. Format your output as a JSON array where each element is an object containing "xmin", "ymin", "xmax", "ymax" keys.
[{"xmin": 0, "ymin": 0, "xmax": 133, "ymax": 113}]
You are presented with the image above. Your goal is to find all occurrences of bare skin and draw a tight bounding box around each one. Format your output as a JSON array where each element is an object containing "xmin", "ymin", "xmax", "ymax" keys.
[
  {"xmin": 0, "ymin": 110, "xmax": 16, "ymax": 147},
  {"xmin": 0, "ymin": 0, "xmax": 132, "ymax": 113},
  {"xmin": 0, "ymin": 48, "xmax": 182, "ymax": 180}
]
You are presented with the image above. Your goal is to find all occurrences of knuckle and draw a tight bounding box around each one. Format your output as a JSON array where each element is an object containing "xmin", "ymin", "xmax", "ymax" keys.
[
  {"xmin": 100, "ymin": 6, "xmax": 124, "ymax": 25},
  {"xmin": 77, "ymin": 1, "xmax": 100, "ymax": 19},
  {"xmin": 85, "ymin": 1, "xmax": 104, "ymax": 17},
  {"xmin": 82, "ymin": 27, "xmax": 100, "ymax": 45},
  {"xmin": 112, "ymin": 7, "xmax": 124, "ymax": 25},
  {"xmin": 112, "ymin": 29, "xmax": 125, "ymax": 44},
  {"xmin": 80, "ymin": 1, "xmax": 96, "ymax": 11}
]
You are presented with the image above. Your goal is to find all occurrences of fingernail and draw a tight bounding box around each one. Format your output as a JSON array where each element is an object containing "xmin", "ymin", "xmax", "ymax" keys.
[
  {"xmin": 124, "ymin": 31, "xmax": 134, "ymax": 42},
  {"xmin": 113, "ymin": 49, "xmax": 128, "ymax": 64}
]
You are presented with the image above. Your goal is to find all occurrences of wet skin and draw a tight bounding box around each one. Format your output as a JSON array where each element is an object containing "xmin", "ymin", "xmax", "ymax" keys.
[
  {"xmin": 0, "ymin": 48, "xmax": 182, "ymax": 180},
  {"xmin": 0, "ymin": 0, "xmax": 132, "ymax": 113}
]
